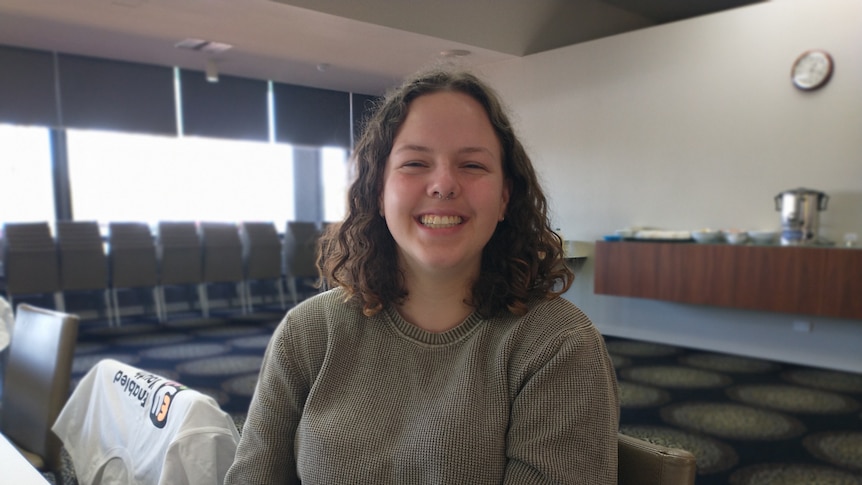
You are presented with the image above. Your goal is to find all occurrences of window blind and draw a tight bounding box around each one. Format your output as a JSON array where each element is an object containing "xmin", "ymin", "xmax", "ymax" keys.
[
  {"xmin": 58, "ymin": 53, "xmax": 176, "ymax": 135},
  {"xmin": 0, "ymin": 46, "xmax": 59, "ymax": 126},
  {"xmin": 179, "ymin": 69, "xmax": 268, "ymax": 141},
  {"xmin": 273, "ymin": 83, "xmax": 350, "ymax": 148}
]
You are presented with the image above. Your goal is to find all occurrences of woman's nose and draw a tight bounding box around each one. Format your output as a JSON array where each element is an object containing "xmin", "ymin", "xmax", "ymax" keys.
[{"xmin": 428, "ymin": 164, "xmax": 459, "ymax": 199}]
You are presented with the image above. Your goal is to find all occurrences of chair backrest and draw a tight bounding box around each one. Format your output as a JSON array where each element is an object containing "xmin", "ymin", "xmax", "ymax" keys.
[
  {"xmin": 1, "ymin": 303, "xmax": 80, "ymax": 472},
  {"xmin": 2, "ymin": 222, "xmax": 61, "ymax": 296},
  {"xmin": 53, "ymin": 359, "xmax": 240, "ymax": 485},
  {"xmin": 0, "ymin": 295, "xmax": 12, "ymax": 352},
  {"xmin": 108, "ymin": 222, "xmax": 159, "ymax": 288},
  {"xmin": 157, "ymin": 222, "xmax": 203, "ymax": 285},
  {"xmin": 55, "ymin": 220, "xmax": 109, "ymax": 291},
  {"xmin": 239, "ymin": 221, "xmax": 282, "ymax": 281},
  {"xmin": 284, "ymin": 221, "xmax": 321, "ymax": 278},
  {"xmin": 199, "ymin": 222, "xmax": 244, "ymax": 284},
  {"xmin": 618, "ymin": 432, "xmax": 697, "ymax": 485}
]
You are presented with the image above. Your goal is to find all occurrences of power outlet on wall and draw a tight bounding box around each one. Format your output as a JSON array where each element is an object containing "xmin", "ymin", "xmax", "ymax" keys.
[{"xmin": 792, "ymin": 320, "xmax": 813, "ymax": 333}]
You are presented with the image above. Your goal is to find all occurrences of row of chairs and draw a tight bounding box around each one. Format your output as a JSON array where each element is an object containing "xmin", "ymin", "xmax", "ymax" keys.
[{"xmin": 0, "ymin": 220, "xmax": 324, "ymax": 325}]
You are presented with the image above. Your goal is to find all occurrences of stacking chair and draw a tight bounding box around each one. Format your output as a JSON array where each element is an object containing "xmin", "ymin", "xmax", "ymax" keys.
[
  {"xmin": 1, "ymin": 303, "xmax": 79, "ymax": 476},
  {"xmin": 239, "ymin": 221, "xmax": 286, "ymax": 311},
  {"xmin": 157, "ymin": 222, "xmax": 204, "ymax": 320},
  {"xmin": 55, "ymin": 220, "xmax": 113, "ymax": 322},
  {"xmin": 283, "ymin": 221, "xmax": 322, "ymax": 306},
  {"xmin": 199, "ymin": 222, "xmax": 249, "ymax": 316},
  {"xmin": 618, "ymin": 432, "xmax": 697, "ymax": 485},
  {"xmin": 108, "ymin": 222, "xmax": 165, "ymax": 325},
  {"xmin": 2, "ymin": 222, "xmax": 64, "ymax": 311}
]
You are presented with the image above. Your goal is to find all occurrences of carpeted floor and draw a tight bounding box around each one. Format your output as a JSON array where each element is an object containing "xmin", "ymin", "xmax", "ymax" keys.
[
  {"xmin": 607, "ymin": 337, "xmax": 862, "ymax": 484},
  {"xmin": 67, "ymin": 307, "xmax": 862, "ymax": 484}
]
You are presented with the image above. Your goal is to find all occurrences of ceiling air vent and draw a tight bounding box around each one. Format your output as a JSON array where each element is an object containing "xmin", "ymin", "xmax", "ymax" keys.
[{"xmin": 174, "ymin": 38, "xmax": 233, "ymax": 54}]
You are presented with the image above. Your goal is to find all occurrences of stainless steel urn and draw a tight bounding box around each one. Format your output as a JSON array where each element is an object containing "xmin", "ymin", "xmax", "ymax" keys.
[{"xmin": 774, "ymin": 188, "xmax": 829, "ymax": 245}]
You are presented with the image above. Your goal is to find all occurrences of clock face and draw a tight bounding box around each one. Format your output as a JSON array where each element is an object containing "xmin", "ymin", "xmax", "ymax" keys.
[{"xmin": 792, "ymin": 50, "xmax": 833, "ymax": 91}]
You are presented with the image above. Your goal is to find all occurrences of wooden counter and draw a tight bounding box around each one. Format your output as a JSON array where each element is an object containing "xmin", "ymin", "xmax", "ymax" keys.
[{"xmin": 593, "ymin": 241, "xmax": 862, "ymax": 320}]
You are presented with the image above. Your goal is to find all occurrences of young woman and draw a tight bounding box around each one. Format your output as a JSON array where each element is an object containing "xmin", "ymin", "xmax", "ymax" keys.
[{"xmin": 225, "ymin": 69, "xmax": 619, "ymax": 484}]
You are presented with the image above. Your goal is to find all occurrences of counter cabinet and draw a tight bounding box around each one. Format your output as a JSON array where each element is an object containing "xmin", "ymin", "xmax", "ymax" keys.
[{"xmin": 593, "ymin": 241, "xmax": 862, "ymax": 320}]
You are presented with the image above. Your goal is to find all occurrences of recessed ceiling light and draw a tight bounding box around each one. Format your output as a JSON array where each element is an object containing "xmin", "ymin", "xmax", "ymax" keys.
[{"xmin": 439, "ymin": 49, "xmax": 471, "ymax": 58}]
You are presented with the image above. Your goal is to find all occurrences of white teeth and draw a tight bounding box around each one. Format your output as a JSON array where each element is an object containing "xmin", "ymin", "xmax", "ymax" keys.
[{"xmin": 420, "ymin": 215, "xmax": 462, "ymax": 228}]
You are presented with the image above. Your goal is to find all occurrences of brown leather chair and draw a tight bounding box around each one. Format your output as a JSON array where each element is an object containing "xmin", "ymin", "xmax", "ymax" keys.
[
  {"xmin": 618, "ymin": 432, "xmax": 697, "ymax": 485},
  {"xmin": 0, "ymin": 303, "xmax": 80, "ymax": 474}
]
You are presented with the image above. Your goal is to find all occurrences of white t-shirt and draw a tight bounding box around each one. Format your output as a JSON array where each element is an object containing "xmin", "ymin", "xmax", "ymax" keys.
[{"xmin": 53, "ymin": 359, "xmax": 240, "ymax": 485}]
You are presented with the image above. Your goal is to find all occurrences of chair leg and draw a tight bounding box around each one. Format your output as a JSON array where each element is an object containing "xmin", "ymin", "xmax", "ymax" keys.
[
  {"xmin": 240, "ymin": 281, "xmax": 250, "ymax": 314},
  {"xmin": 287, "ymin": 276, "xmax": 299, "ymax": 307},
  {"xmin": 198, "ymin": 284, "xmax": 210, "ymax": 318},
  {"xmin": 153, "ymin": 286, "xmax": 166, "ymax": 323},
  {"xmin": 245, "ymin": 282, "xmax": 251, "ymax": 314},
  {"xmin": 104, "ymin": 289, "xmax": 116, "ymax": 326},
  {"xmin": 236, "ymin": 282, "xmax": 249, "ymax": 315},
  {"xmin": 275, "ymin": 279, "xmax": 286, "ymax": 310},
  {"xmin": 243, "ymin": 281, "xmax": 254, "ymax": 313},
  {"xmin": 157, "ymin": 286, "xmax": 169, "ymax": 322},
  {"xmin": 54, "ymin": 292, "xmax": 65, "ymax": 312},
  {"xmin": 111, "ymin": 288, "xmax": 122, "ymax": 327}
]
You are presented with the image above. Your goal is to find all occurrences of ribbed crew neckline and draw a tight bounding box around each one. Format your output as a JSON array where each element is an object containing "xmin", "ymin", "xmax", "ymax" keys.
[{"xmin": 383, "ymin": 305, "xmax": 486, "ymax": 347}]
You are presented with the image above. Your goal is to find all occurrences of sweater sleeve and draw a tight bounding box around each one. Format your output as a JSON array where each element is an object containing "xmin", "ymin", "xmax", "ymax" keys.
[
  {"xmin": 503, "ymin": 320, "xmax": 619, "ymax": 484},
  {"xmin": 224, "ymin": 315, "xmax": 310, "ymax": 484}
]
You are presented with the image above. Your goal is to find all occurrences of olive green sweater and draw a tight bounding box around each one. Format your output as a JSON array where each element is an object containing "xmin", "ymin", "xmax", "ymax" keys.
[{"xmin": 225, "ymin": 288, "xmax": 619, "ymax": 484}]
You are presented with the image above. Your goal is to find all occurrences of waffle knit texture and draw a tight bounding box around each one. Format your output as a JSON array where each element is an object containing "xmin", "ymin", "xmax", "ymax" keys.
[{"xmin": 225, "ymin": 288, "xmax": 619, "ymax": 484}]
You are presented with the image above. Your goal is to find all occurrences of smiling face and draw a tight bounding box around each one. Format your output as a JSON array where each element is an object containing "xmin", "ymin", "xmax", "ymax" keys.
[{"xmin": 380, "ymin": 90, "xmax": 510, "ymax": 282}]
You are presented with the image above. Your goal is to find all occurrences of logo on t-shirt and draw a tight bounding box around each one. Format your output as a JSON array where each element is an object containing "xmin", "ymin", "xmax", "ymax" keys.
[{"xmin": 149, "ymin": 380, "xmax": 188, "ymax": 428}]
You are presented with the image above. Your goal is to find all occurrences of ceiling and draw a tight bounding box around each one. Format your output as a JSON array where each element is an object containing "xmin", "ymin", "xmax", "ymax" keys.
[{"xmin": 0, "ymin": 0, "xmax": 762, "ymax": 96}]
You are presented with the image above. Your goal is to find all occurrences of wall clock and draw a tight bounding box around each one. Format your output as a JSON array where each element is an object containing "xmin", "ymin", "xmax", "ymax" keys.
[{"xmin": 791, "ymin": 50, "xmax": 833, "ymax": 91}]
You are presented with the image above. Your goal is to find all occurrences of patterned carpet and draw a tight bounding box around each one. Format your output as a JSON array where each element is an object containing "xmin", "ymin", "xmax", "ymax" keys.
[
  {"xmin": 71, "ymin": 310, "xmax": 284, "ymax": 423},
  {"xmin": 609, "ymin": 338, "xmax": 862, "ymax": 484},
  {"xmin": 65, "ymin": 309, "xmax": 862, "ymax": 484}
]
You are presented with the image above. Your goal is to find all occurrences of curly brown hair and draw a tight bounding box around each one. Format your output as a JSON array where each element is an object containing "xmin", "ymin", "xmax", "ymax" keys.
[{"xmin": 318, "ymin": 68, "xmax": 572, "ymax": 317}]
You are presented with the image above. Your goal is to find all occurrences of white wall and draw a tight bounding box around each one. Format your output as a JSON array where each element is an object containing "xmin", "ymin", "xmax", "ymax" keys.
[{"xmin": 479, "ymin": 0, "xmax": 862, "ymax": 372}]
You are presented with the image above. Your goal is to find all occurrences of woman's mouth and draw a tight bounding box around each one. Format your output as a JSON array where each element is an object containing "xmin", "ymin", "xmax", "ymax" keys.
[{"xmin": 419, "ymin": 215, "xmax": 463, "ymax": 228}]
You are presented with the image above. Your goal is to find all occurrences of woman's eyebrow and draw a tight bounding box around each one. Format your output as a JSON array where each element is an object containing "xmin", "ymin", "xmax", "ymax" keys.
[
  {"xmin": 457, "ymin": 146, "xmax": 495, "ymax": 157},
  {"xmin": 392, "ymin": 144, "xmax": 431, "ymax": 154},
  {"xmin": 392, "ymin": 144, "xmax": 494, "ymax": 156}
]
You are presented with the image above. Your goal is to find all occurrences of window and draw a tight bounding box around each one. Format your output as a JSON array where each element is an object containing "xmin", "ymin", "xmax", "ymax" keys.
[
  {"xmin": 67, "ymin": 129, "xmax": 295, "ymax": 226},
  {"xmin": 321, "ymin": 147, "xmax": 349, "ymax": 222},
  {"xmin": 0, "ymin": 124, "xmax": 55, "ymax": 224}
]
